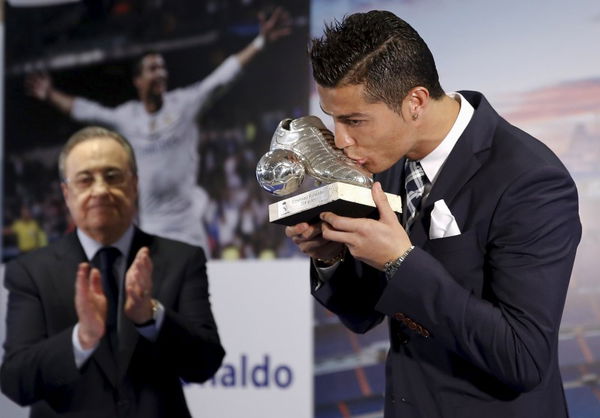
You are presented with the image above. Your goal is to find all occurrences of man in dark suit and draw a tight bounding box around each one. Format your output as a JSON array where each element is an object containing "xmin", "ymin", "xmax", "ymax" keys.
[
  {"xmin": 286, "ymin": 11, "xmax": 581, "ymax": 418},
  {"xmin": 1, "ymin": 126, "xmax": 224, "ymax": 417}
]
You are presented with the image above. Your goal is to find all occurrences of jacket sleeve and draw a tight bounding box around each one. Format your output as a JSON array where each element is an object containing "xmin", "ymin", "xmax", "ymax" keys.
[
  {"xmin": 1, "ymin": 259, "xmax": 81, "ymax": 406},
  {"xmin": 311, "ymin": 255, "xmax": 387, "ymax": 334},
  {"xmin": 71, "ymin": 97, "xmax": 122, "ymax": 129},
  {"xmin": 152, "ymin": 246, "xmax": 225, "ymax": 383}
]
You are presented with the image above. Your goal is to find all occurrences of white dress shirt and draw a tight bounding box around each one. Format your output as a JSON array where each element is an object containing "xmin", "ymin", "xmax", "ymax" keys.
[{"xmin": 419, "ymin": 92, "xmax": 474, "ymax": 186}]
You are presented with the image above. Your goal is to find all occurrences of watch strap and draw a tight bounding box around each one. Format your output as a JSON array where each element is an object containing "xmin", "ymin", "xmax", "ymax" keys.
[
  {"xmin": 134, "ymin": 299, "xmax": 159, "ymax": 327},
  {"xmin": 384, "ymin": 246, "xmax": 415, "ymax": 279}
]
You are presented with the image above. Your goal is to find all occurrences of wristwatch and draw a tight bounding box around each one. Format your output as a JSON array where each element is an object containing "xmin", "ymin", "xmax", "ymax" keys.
[
  {"xmin": 384, "ymin": 246, "xmax": 415, "ymax": 279},
  {"xmin": 135, "ymin": 298, "xmax": 159, "ymax": 327}
]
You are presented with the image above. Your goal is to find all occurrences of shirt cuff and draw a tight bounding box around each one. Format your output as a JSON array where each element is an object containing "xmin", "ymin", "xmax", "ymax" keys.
[
  {"xmin": 312, "ymin": 259, "xmax": 341, "ymax": 290},
  {"xmin": 72, "ymin": 323, "xmax": 98, "ymax": 369},
  {"xmin": 135, "ymin": 300, "xmax": 165, "ymax": 342}
]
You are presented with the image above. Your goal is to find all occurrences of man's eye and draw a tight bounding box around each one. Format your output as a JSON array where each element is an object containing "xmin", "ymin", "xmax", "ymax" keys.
[
  {"xmin": 105, "ymin": 171, "xmax": 125, "ymax": 185},
  {"xmin": 347, "ymin": 119, "xmax": 362, "ymax": 126},
  {"xmin": 74, "ymin": 176, "xmax": 93, "ymax": 187}
]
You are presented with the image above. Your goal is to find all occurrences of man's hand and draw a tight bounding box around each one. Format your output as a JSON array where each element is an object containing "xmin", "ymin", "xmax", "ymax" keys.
[
  {"xmin": 24, "ymin": 72, "xmax": 74, "ymax": 114},
  {"xmin": 237, "ymin": 7, "xmax": 292, "ymax": 66},
  {"xmin": 259, "ymin": 6, "xmax": 292, "ymax": 43},
  {"xmin": 285, "ymin": 221, "xmax": 345, "ymax": 262},
  {"xmin": 124, "ymin": 247, "xmax": 154, "ymax": 325},
  {"xmin": 320, "ymin": 182, "xmax": 413, "ymax": 270},
  {"xmin": 24, "ymin": 72, "xmax": 52, "ymax": 101},
  {"xmin": 75, "ymin": 263, "xmax": 107, "ymax": 350}
]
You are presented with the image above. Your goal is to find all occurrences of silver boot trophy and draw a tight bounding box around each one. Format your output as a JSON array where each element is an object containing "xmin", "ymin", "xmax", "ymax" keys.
[
  {"xmin": 256, "ymin": 115, "xmax": 373, "ymax": 196},
  {"xmin": 256, "ymin": 116, "xmax": 402, "ymax": 225}
]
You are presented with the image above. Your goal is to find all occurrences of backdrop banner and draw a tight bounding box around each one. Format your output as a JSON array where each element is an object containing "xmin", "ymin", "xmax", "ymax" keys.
[{"xmin": 185, "ymin": 259, "xmax": 313, "ymax": 418}]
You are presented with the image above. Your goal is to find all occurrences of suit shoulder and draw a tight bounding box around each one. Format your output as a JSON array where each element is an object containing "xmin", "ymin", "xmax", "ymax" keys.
[
  {"xmin": 492, "ymin": 120, "xmax": 570, "ymax": 175},
  {"xmin": 4, "ymin": 235, "xmax": 78, "ymax": 288},
  {"xmin": 6, "ymin": 235, "xmax": 71, "ymax": 267},
  {"xmin": 465, "ymin": 91, "xmax": 568, "ymax": 174}
]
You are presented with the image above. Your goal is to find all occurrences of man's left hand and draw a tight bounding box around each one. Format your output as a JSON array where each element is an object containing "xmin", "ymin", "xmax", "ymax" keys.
[
  {"xmin": 320, "ymin": 182, "xmax": 413, "ymax": 270},
  {"xmin": 124, "ymin": 247, "xmax": 154, "ymax": 324}
]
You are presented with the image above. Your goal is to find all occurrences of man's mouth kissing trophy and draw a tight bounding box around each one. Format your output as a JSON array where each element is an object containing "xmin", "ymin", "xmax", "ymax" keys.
[{"xmin": 256, "ymin": 115, "xmax": 402, "ymax": 225}]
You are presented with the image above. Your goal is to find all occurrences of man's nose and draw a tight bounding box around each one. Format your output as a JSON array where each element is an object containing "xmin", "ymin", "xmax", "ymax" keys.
[
  {"xmin": 333, "ymin": 123, "xmax": 354, "ymax": 149},
  {"xmin": 156, "ymin": 67, "xmax": 168, "ymax": 78},
  {"xmin": 89, "ymin": 177, "xmax": 111, "ymax": 195}
]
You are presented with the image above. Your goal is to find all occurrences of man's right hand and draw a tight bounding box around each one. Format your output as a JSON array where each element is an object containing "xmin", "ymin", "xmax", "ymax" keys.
[
  {"xmin": 74, "ymin": 263, "xmax": 107, "ymax": 350},
  {"xmin": 285, "ymin": 222, "xmax": 345, "ymax": 262}
]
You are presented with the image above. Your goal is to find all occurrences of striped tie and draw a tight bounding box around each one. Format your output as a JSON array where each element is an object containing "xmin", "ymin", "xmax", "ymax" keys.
[{"xmin": 404, "ymin": 159, "xmax": 429, "ymax": 232}]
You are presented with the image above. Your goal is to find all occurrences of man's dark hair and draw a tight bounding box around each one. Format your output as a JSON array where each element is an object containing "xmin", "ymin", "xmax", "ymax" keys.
[
  {"xmin": 131, "ymin": 50, "xmax": 162, "ymax": 78},
  {"xmin": 309, "ymin": 10, "xmax": 445, "ymax": 112}
]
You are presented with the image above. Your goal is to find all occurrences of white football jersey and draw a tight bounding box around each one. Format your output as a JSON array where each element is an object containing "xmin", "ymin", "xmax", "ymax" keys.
[{"xmin": 71, "ymin": 56, "xmax": 242, "ymax": 251}]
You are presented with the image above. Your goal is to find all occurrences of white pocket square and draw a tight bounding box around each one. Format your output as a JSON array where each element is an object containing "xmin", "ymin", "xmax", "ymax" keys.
[{"xmin": 429, "ymin": 199, "xmax": 461, "ymax": 239}]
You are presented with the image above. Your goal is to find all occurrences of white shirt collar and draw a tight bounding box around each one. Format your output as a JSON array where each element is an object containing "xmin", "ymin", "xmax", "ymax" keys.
[
  {"xmin": 77, "ymin": 225, "xmax": 135, "ymax": 261},
  {"xmin": 419, "ymin": 92, "xmax": 474, "ymax": 184}
]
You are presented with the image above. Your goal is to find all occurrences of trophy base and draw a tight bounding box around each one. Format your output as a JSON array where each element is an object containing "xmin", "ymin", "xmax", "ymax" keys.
[{"xmin": 268, "ymin": 182, "xmax": 403, "ymax": 226}]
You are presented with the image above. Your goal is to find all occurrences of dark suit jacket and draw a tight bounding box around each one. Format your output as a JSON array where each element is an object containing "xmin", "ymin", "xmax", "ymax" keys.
[
  {"xmin": 312, "ymin": 91, "xmax": 581, "ymax": 418},
  {"xmin": 1, "ymin": 228, "xmax": 225, "ymax": 417}
]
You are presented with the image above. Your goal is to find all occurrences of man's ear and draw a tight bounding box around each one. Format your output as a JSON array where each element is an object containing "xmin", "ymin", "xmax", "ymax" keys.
[
  {"xmin": 404, "ymin": 86, "xmax": 430, "ymax": 121},
  {"xmin": 61, "ymin": 181, "xmax": 69, "ymax": 202},
  {"xmin": 132, "ymin": 174, "xmax": 138, "ymax": 194},
  {"xmin": 408, "ymin": 86, "xmax": 430, "ymax": 114},
  {"xmin": 131, "ymin": 174, "xmax": 139, "ymax": 209}
]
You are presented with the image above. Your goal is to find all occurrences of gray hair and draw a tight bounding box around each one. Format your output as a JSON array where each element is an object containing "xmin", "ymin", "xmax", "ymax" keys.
[{"xmin": 58, "ymin": 126, "xmax": 138, "ymax": 181}]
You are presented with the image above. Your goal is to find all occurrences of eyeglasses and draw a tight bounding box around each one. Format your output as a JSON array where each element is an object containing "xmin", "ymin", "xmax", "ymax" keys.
[{"xmin": 63, "ymin": 169, "xmax": 130, "ymax": 193}]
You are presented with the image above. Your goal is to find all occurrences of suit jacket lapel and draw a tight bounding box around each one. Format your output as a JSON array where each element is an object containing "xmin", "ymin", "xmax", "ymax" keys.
[
  {"xmin": 378, "ymin": 92, "xmax": 498, "ymax": 246},
  {"xmin": 416, "ymin": 135, "xmax": 483, "ymax": 246},
  {"xmin": 418, "ymin": 92, "xmax": 498, "ymax": 243}
]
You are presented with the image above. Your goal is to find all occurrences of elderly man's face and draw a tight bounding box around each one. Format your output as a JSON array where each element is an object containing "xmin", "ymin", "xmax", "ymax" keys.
[{"xmin": 61, "ymin": 138, "xmax": 137, "ymax": 244}]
